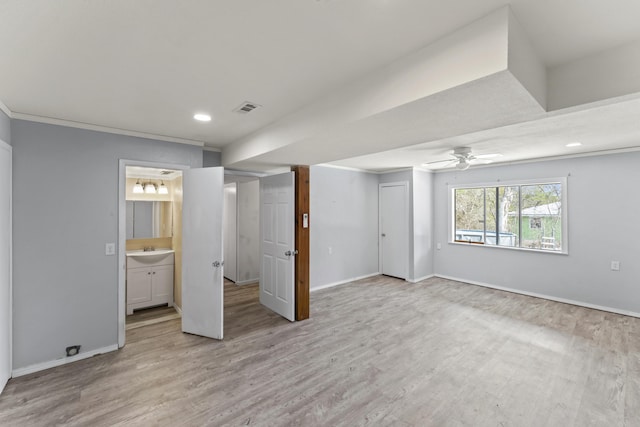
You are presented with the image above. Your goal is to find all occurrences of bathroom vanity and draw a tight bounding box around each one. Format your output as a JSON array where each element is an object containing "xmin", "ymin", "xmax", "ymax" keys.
[{"xmin": 126, "ymin": 249, "xmax": 174, "ymax": 315}]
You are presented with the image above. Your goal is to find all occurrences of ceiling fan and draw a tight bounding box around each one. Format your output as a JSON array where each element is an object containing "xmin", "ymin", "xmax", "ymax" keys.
[{"xmin": 423, "ymin": 147, "xmax": 502, "ymax": 170}]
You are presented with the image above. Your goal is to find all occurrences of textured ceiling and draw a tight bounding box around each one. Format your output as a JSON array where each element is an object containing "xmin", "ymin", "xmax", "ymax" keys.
[{"xmin": 1, "ymin": 0, "xmax": 640, "ymax": 170}]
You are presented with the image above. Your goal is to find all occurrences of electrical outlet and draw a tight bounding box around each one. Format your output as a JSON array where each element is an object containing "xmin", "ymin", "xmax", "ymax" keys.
[
  {"xmin": 66, "ymin": 345, "xmax": 81, "ymax": 357},
  {"xmin": 437, "ymin": 243, "xmax": 442, "ymax": 250},
  {"xmin": 328, "ymin": 246, "xmax": 333, "ymax": 255},
  {"xmin": 105, "ymin": 243, "xmax": 115, "ymax": 256},
  {"xmin": 611, "ymin": 261, "xmax": 620, "ymax": 271}
]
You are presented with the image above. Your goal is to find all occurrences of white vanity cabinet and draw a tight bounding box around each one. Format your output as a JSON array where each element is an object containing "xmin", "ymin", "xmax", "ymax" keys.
[{"xmin": 126, "ymin": 251, "xmax": 174, "ymax": 315}]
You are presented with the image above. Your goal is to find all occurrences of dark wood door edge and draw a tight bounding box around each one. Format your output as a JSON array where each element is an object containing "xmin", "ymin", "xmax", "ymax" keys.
[{"xmin": 291, "ymin": 166, "xmax": 310, "ymax": 321}]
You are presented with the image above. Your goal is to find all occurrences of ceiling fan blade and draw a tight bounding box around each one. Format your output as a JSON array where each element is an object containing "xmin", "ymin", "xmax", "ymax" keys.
[
  {"xmin": 470, "ymin": 158, "xmax": 494, "ymax": 164},
  {"xmin": 423, "ymin": 158, "xmax": 454, "ymax": 165},
  {"xmin": 423, "ymin": 159, "xmax": 456, "ymax": 168},
  {"xmin": 475, "ymin": 153, "xmax": 502, "ymax": 159}
]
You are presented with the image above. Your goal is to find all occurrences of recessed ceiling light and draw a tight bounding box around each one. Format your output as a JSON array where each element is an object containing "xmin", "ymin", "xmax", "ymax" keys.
[
  {"xmin": 566, "ymin": 142, "xmax": 582, "ymax": 147},
  {"xmin": 194, "ymin": 113, "xmax": 211, "ymax": 122}
]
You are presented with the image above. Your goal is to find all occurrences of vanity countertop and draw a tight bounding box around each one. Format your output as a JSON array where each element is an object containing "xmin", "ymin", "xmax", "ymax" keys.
[{"xmin": 126, "ymin": 248, "xmax": 175, "ymax": 257}]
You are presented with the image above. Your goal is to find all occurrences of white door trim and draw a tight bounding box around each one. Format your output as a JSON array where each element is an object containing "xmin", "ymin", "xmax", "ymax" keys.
[
  {"xmin": 0, "ymin": 139, "xmax": 12, "ymax": 393},
  {"xmin": 378, "ymin": 181, "xmax": 410, "ymax": 280},
  {"xmin": 117, "ymin": 159, "xmax": 190, "ymax": 348}
]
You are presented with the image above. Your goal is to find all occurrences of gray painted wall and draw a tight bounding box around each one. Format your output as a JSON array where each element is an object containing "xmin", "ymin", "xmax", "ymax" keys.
[
  {"xmin": 203, "ymin": 150, "xmax": 222, "ymax": 167},
  {"xmin": 11, "ymin": 119, "xmax": 202, "ymax": 369},
  {"xmin": 433, "ymin": 152, "xmax": 640, "ymax": 314},
  {"xmin": 310, "ymin": 166, "xmax": 379, "ymax": 289},
  {"xmin": 0, "ymin": 111, "xmax": 10, "ymax": 145}
]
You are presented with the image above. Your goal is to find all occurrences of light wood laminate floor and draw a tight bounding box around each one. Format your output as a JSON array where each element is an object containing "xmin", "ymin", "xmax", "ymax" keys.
[
  {"xmin": 126, "ymin": 305, "xmax": 180, "ymax": 330},
  {"xmin": 1, "ymin": 276, "xmax": 639, "ymax": 426}
]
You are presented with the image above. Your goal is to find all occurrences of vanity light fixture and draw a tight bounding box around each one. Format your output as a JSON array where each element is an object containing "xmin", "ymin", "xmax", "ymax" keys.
[
  {"xmin": 133, "ymin": 179, "xmax": 144, "ymax": 194},
  {"xmin": 158, "ymin": 181, "xmax": 169, "ymax": 195},
  {"xmin": 144, "ymin": 183, "xmax": 157, "ymax": 194}
]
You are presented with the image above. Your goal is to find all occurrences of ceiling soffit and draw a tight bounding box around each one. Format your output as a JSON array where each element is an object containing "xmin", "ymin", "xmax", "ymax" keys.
[{"xmin": 222, "ymin": 5, "xmax": 640, "ymax": 172}]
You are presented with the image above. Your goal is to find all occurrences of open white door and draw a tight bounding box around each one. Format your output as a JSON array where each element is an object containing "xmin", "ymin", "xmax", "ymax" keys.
[
  {"xmin": 260, "ymin": 172, "xmax": 295, "ymax": 322},
  {"xmin": 182, "ymin": 167, "xmax": 225, "ymax": 339},
  {"xmin": 0, "ymin": 140, "xmax": 11, "ymax": 393}
]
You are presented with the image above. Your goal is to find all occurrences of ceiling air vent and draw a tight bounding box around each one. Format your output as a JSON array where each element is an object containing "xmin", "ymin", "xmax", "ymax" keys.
[{"xmin": 234, "ymin": 101, "xmax": 261, "ymax": 114}]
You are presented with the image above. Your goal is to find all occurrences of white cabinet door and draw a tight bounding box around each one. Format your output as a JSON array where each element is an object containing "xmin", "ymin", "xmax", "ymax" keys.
[
  {"xmin": 127, "ymin": 268, "xmax": 152, "ymax": 304},
  {"xmin": 152, "ymin": 265, "xmax": 174, "ymax": 302}
]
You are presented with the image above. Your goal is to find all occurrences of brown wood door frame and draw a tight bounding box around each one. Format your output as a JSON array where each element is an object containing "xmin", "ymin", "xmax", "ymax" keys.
[{"xmin": 291, "ymin": 166, "xmax": 310, "ymax": 320}]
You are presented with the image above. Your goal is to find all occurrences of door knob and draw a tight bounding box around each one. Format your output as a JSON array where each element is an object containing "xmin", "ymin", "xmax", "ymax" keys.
[
  {"xmin": 285, "ymin": 250, "xmax": 299, "ymax": 257},
  {"xmin": 381, "ymin": 233, "xmax": 386, "ymax": 237},
  {"xmin": 212, "ymin": 261, "xmax": 221, "ymax": 267}
]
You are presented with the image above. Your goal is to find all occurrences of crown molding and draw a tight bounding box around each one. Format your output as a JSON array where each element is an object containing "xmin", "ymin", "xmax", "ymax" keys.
[
  {"xmin": 0, "ymin": 99, "xmax": 12, "ymax": 119},
  {"xmin": 433, "ymin": 145, "xmax": 640, "ymax": 173},
  {"xmin": 11, "ymin": 112, "xmax": 206, "ymax": 147},
  {"xmin": 315, "ymin": 163, "xmax": 375, "ymax": 174}
]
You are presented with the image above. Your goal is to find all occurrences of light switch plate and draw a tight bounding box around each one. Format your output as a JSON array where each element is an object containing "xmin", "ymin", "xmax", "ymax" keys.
[{"xmin": 105, "ymin": 243, "xmax": 116, "ymax": 256}]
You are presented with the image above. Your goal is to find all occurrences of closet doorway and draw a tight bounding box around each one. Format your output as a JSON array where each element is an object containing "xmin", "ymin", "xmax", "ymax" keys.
[{"xmin": 223, "ymin": 176, "xmax": 260, "ymax": 286}]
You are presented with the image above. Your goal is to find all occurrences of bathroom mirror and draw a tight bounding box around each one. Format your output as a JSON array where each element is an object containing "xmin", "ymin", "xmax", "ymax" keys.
[{"xmin": 126, "ymin": 201, "xmax": 173, "ymax": 239}]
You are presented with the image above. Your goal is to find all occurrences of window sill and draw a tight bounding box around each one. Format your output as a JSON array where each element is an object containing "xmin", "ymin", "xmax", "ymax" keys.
[{"xmin": 449, "ymin": 240, "xmax": 568, "ymax": 255}]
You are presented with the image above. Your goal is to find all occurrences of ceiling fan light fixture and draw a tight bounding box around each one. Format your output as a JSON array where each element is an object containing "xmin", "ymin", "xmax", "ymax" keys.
[{"xmin": 456, "ymin": 159, "xmax": 470, "ymax": 170}]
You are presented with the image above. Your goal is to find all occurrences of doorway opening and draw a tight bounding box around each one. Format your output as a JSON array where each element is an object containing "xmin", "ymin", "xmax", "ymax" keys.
[
  {"xmin": 223, "ymin": 175, "xmax": 260, "ymax": 286},
  {"xmin": 124, "ymin": 165, "xmax": 183, "ymax": 331},
  {"xmin": 118, "ymin": 160, "xmax": 188, "ymax": 347}
]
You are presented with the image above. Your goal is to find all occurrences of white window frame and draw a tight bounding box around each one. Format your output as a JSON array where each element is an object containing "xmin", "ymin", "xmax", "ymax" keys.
[{"xmin": 448, "ymin": 177, "xmax": 568, "ymax": 254}]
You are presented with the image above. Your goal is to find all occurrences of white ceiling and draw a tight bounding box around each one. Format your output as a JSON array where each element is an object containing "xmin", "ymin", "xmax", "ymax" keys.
[
  {"xmin": 126, "ymin": 166, "xmax": 181, "ymax": 180},
  {"xmin": 1, "ymin": 0, "xmax": 640, "ymax": 171}
]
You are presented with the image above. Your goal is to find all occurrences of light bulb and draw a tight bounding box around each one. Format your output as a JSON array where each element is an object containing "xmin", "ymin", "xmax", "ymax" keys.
[
  {"xmin": 158, "ymin": 181, "xmax": 169, "ymax": 194},
  {"xmin": 144, "ymin": 183, "xmax": 157, "ymax": 194},
  {"xmin": 133, "ymin": 179, "xmax": 144, "ymax": 194}
]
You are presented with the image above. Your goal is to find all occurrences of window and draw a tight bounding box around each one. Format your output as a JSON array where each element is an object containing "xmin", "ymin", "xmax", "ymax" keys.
[{"xmin": 451, "ymin": 179, "xmax": 566, "ymax": 252}]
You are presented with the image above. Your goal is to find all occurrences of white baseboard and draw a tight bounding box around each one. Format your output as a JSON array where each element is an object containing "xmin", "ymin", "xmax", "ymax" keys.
[
  {"xmin": 235, "ymin": 278, "xmax": 259, "ymax": 286},
  {"xmin": 12, "ymin": 344, "xmax": 119, "ymax": 378},
  {"xmin": 173, "ymin": 304, "xmax": 182, "ymax": 315},
  {"xmin": 435, "ymin": 274, "xmax": 640, "ymax": 319},
  {"xmin": 408, "ymin": 274, "xmax": 435, "ymax": 283},
  {"xmin": 311, "ymin": 272, "xmax": 381, "ymax": 292}
]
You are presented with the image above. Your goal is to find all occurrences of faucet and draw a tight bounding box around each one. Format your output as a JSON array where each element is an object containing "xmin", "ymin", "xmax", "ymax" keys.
[{"xmin": 143, "ymin": 246, "xmax": 155, "ymax": 252}]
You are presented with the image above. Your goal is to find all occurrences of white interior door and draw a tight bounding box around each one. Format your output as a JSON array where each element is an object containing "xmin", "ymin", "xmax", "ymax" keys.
[
  {"xmin": 182, "ymin": 167, "xmax": 225, "ymax": 339},
  {"xmin": 380, "ymin": 183, "xmax": 409, "ymax": 279},
  {"xmin": 260, "ymin": 172, "xmax": 295, "ymax": 322},
  {"xmin": 0, "ymin": 140, "xmax": 11, "ymax": 393}
]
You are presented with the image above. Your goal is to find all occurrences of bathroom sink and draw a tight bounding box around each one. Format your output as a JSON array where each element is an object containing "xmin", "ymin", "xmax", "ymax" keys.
[{"xmin": 126, "ymin": 249, "xmax": 175, "ymax": 263}]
